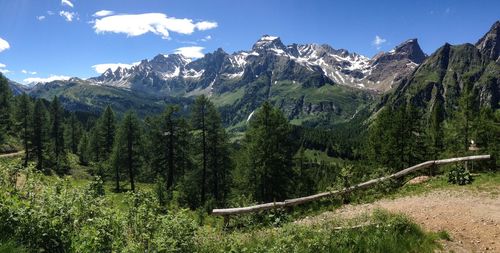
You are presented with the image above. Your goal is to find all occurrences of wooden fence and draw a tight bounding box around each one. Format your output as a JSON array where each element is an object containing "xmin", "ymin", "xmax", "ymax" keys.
[{"xmin": 212, "ymin": 154, "xmax": 491, "ymax": 216}]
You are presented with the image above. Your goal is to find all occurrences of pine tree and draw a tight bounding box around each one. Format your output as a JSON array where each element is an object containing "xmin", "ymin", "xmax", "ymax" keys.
[
  {"xmin": 367, "ymin": 106, "xmax": 398, "ymax": 170},
  {"xmin": 14, "ymin": 93, "xmax": 33, "ymax": 166},
  {"xmin": 428, "ymin": 97, "xmax": 445, "ymax": 159},
  {"xmin": 32, "ymin": 99, "xmax": 49, "ymax": 172},
  {"xmin": 404, "ymin": 104, "xmax": 427, "ymax": 167},
  {"xmin": 98, "ymin": 106, "xmax": 116, "ymax": 160},
  {"xmin": 367, "ymin": 104, "xmax": 427, "ymax": 173},
  {"xmin": 394, "ymin": 105, "xmax": 408, "ymax": 170},
  {"xmin": 239, "ymin": 102, "xmax": 294, "ymax": 202},
  {"xmin": 149, "ymin": 105, "xmax": 191, "ymax": 192},
  {"xmin": 89, "ymin": 127, "xmax": 101, "ymax": 162},
  {"xmin": 65, "ymin": 113, "xmax": 82, "ymax": 154},
  {"xmin": 49, "ymin": 96, "xmax": 67, "ymax": 174},
  {"xmin": 445, "ymin": 89, "xmax": 476, "ymax": 156},
  {"xmin": 111, "ymin": 111, "xmax": 143, "ymax": 192},
  {"xmin": 78, "ymin": 132, "xmax": 90, "ymax": 165},
  {"xmin": 191, "ymin": 95, "xmax": 210, "ymax": 205},
  {"xmin": 205, "ymin": 105, "xmax": 232, "ymax": 205},
  {"xmin": 293, "ymin": 146, "xmax": 316, "ymax": 195},
  {"xmin": 0, "ymin": 74, "xmax": 12, "ymax": 144}
]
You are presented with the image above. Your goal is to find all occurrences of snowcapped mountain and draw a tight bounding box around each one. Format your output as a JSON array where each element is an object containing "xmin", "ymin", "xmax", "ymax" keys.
[
  {"xmin": 86, "ymin": 35, "xmax": 426, "ymax": 95},
  {"xmin": 14, "ymin": 21, "xmax": 499, "ymax": 129},
  {"xmin": 25, "ymin": 34, "xmax": 429, "ymax": 127}
]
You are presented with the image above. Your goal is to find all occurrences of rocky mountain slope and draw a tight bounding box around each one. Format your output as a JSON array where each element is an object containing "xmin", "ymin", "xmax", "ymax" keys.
[
  {"xmin": 7, "ymin": 79, "xmax": 26, "ymax": 95},
  {"xmin": 383, "ymin": 21, "xmax": 500, "ymax": 116},
  {"xmin": 476, "ymin": 21, "xmax": 500, "ymax": 61},
  {"xmin": 86, "ymin": 35, "xmax": 425, "ymax": 95}
]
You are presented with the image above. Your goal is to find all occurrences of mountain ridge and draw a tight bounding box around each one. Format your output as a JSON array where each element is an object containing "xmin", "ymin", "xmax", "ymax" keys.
[
  {"xmin": 381, "ymin": 22, "xmax": 500, "ymax": 117},
  {"xmin": 76, "ymin": 34, "xmax": 427, "ymax": 95},
  {"xmin": 9, "ymin": 20, "xmax": 499, "ymax": 129}
]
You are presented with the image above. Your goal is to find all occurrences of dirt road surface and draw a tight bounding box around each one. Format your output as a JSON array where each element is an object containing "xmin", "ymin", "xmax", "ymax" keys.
[{"xmin": 299, "ymin": 189, "xmax": 500, "ymax": 252}]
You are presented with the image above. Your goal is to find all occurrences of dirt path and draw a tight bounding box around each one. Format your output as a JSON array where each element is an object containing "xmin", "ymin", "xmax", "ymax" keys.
[
  {"xmin": 0, "ymin": 150, "xmax": 24, "ymax": 158},
  {"xmin": 299, "ymin": 189, "xmax": 500, "ymax": 252}
]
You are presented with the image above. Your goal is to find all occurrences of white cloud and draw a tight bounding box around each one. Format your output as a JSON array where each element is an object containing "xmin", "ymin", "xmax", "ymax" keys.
[
  {"xmin": 59, "ymin": 11, "xmax": 76, "ymax": 22},
  {"xmin": 372, "ymin": 35, "xmax": 387, "ymax": 49},
  {"xmin": 37, "ymin": 15, "xmax": 46, "ymax": 21},
  {"xmin": 21, "ymin": 69, "xmax": 37, "ymax": 75},
  {"xmin": 23, "ymin": 75, "xmax": 71, "ymax": 84},
  {"xmin": 0, "ymin": 63, "xmax": 5, "ymax": 68},
  {"xmin": 174, "ymin": 46, "xmax": 205, "ymax": 59},
  {"xmin": 0, "ymin": 37, "xmax": 10, "ymax": 53},
  {"xmin": 93, "ymin": 10, "xmax": 114, "ymax": 17},
  {"xmin": 93, "ymin": 13, "xmax": 218, "ymax": 40},
  {"xmin": 61, "ymin": 0, "xmax": 74, "ymax": 8},
  {"xmin": 92, "ymin": 62, "xmax": 140, "ymax": 74},
  {"xmin": 47, "ymin": 11, "xmax": 55, "ymax": 15},
  {"xmin": 195, "ymin": 21, "xmax": 218, "ymax": 31},
  {"xmin": 200, "ymin": 35, "xmax": 212, "ymax": 42}
]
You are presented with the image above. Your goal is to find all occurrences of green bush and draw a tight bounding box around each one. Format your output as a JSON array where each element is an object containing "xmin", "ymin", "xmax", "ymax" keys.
[
  {"xmin": 88, "ymin": 176, "xmax": 105, "ymax": 197},
  {"xmin": 0, "ymin": 163, "xmax": 198, "ymax": 253},
  {"xmin": 448, "ymin": 165, "xmax": 473, "ymax": 185}
]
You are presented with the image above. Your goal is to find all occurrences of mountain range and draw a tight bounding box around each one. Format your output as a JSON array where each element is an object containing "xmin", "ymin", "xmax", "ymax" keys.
[{"xmin": 7, "ymin": 21, "xmax": 499, "ymax": 129}]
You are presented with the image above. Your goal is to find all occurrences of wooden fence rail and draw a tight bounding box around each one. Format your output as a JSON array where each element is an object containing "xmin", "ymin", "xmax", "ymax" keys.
[{"xmin": 212, "ymin": 154, "xmax": 491, "ymax": 216}]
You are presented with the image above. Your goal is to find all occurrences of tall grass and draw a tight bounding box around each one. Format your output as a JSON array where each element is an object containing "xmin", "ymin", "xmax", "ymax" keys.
[{"xmin": 196, "ymin": 210, "xmax": 439, "ymax": 253}]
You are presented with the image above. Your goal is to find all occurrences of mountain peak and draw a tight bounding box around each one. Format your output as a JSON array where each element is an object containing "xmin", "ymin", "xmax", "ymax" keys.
[
  {"xmin": 214, "ymin": 47, "xmax": 227, "ymax": 55},
  {"xmin": 390, "ymin": 38, "xmax": 426, "ymax": 64},
  {"xmin": 372, "ymin": 38, "xmax": 426, "ymax": 65},
  {"xmin": 151, "ymin": 53, "xmax": 190, "ymax": 66},
  {"xmin": 259, "ymin": 35, "xmax": 279, "ymax": 41},
  {"xmin": 475, "ymin": 20, "xmax": 500, "ymax": 60},
  {"xmin": 252, "ymin": 35, "xmax": 286, "ymax": 52}
]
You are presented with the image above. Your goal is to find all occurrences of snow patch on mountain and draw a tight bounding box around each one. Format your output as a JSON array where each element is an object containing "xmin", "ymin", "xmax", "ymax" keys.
[{"xmin": 87, "ymin": 35, "xmax": 426, "ymax": 93}]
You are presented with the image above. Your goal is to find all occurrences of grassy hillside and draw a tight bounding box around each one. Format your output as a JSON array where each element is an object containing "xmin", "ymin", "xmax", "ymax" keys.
[
  {"xmin": 29, "ymin": 81, "xmax": 192, "ymax": 118},
  {"xmin": 216, "ymin": 79, "xmax": 376, "ymax": 129}
]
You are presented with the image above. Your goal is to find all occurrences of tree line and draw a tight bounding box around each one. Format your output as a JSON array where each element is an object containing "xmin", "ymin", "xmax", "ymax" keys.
[
  {"xmin": 366, "ymin": 87, "xmax": 500, "ymax": 172},
  {"xmin": 1, "ymin": 74, "xmax": 321, "ymax": 209},
  {"xmin": 1, "ymin": 73, "xmax": 498, "ymax": 210}
]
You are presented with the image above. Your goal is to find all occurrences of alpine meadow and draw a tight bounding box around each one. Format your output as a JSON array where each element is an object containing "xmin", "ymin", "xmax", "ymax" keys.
[{"xmin": 0, "ymin": 1, "xmax": 499, "ymax": 252}]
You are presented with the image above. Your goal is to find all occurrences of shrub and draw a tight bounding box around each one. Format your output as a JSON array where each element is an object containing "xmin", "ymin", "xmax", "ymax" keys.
[
  {"xmin": 87, "ymin": 176, "xmax": 105, "ymax": 197},
  {"xmin": 448, "ymin": 165, "xmax": 473, "ymax": 185},
  {"xmin": 0, "ymin": 162, "xmax": 199, "ymax": 253}
]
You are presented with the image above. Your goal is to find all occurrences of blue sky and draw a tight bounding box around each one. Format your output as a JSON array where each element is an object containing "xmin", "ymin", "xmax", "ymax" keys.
[{"xmin": 0, "ymin": 0, "xmax": 498, "ymax": 84}]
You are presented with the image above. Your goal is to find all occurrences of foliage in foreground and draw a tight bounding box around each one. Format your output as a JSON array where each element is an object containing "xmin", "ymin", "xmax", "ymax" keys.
[
  {"xmin": 197, "ymin": 210, "xmax": 438, "ymax": 253},
  {"xmin": 0, "ymin": 161, "xmax": 439, "ymax": 253},
  {"xmin": 0, "ymin": 162, "xmax": 197, "ymax": 253}
]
